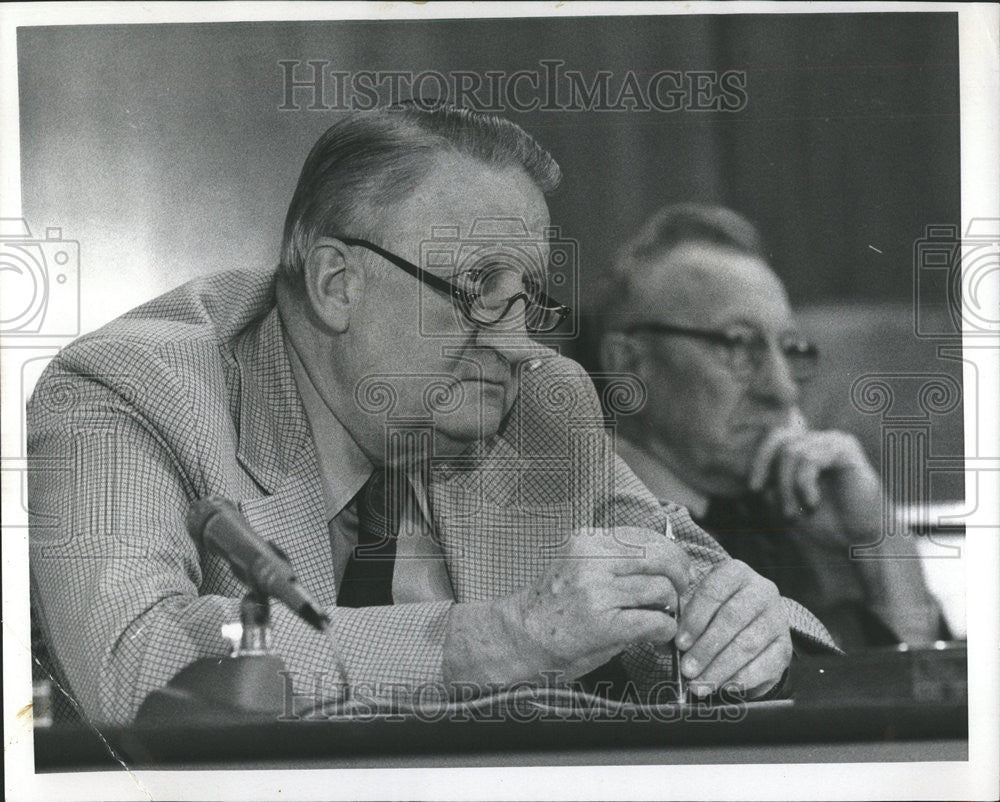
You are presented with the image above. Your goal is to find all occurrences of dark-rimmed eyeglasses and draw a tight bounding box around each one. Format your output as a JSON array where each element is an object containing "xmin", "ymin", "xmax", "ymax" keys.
[
  {"xmin": 624, "ymin": 321, "xmax": 819, "ymax": 382},
  {"xmin": 338, "ymin": 237, "xmax": 571, "ymax": 334}
]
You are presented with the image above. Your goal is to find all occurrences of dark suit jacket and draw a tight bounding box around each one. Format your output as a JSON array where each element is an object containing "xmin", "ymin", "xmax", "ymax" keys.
[{"xmin": 698, "ymin": 495, "xmax": 949, "ymax": 651}]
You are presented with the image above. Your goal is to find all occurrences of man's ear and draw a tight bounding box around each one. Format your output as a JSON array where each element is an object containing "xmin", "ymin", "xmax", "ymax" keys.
[
  {"xmin": 302, "ymin": 237, "xmax": 360, "ymax": 333},
  {"xmin": 599, "ymin": 332, "xmax": 643, "ymax": 375}
]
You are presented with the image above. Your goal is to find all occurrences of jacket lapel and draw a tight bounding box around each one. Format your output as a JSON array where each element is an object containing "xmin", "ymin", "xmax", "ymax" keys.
[
  {"xmin": 234, "ymin": 309, "xmax": 308, "ymax": 491},
  {"xmin": 231, "ymin": 309, "xmax": 338, "ymax": 603}
]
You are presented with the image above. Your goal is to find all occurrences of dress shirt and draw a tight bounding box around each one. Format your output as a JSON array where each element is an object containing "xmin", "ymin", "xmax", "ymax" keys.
[{"xmin": 285, "ymin": 335, "xmax": 454, "ymax": 603}]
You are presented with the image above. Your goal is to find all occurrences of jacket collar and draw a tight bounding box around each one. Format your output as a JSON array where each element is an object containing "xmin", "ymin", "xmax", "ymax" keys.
[
  {"xmin": 229, "ymin": 305, "xmax": 343, "ymax": 600},
  {"xmin": 286, "ymin": 338, "xmax": 374, "ymax": 520},
  {"xmin": 233, "ymin": 307, "xmax": 314, "ymax": 494}
]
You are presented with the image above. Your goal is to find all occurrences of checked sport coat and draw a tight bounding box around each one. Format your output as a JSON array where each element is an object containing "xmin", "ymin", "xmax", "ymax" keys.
[{"xmin": 27, "ymin": 268, "xmax": 838, "ymax": 725}]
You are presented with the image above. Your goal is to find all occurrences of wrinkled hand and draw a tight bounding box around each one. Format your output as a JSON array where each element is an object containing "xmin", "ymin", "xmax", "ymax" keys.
[
  {"xmin": 676, "ymin": 559, "xmax": 792, "ymax": 699},
  {"xmin": 747, "ymin": 415, "xmax": 881, "ymax": 542},
  {"xmin": 514, "ymin": 527, "xmax": 692, "ymax": 681}
]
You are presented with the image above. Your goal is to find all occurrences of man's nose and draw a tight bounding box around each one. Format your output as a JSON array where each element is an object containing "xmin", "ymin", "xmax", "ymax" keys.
[
  {"xmin": 750, "ymin": 341, "xmax": 800, "ymax": 407},
  {"xmin": 474, "ymin": 298, "xmax": 537, "ymax": 365}
]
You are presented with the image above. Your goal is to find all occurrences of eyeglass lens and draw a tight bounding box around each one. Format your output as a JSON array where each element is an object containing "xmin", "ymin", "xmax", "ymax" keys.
[
  {"xmin": 460, "ymin": 263, "xmax": 563, "ymax": 332},
  {"xmin": 731, "ymin": 336, "xmax": 817, "ymax": 380}
]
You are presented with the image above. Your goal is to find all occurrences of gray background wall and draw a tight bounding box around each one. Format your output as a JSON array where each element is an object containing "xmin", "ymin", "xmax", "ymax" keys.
[{"xmin": 17, "ymin": 13, "xmax": 964, "ymax": 496}]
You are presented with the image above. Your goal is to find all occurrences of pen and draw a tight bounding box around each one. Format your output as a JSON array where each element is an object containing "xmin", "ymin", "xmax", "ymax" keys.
[
  {"xmin": 662, "ymin": 518, "xmax": 687, "ymax": 706},
  {"xmin": 643, "ymin": 518, "xmax": 686, "ymax": 705}
]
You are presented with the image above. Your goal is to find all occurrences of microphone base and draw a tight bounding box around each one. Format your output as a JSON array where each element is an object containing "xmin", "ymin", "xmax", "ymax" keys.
[{"xmin": 135, "ymin": 654, "xmax": 289, "ymax": 727}]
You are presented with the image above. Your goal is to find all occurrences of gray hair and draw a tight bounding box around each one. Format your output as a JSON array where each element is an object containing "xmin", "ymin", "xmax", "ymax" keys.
[
  {"xmin": 278, "ymin": 102, "xmax": 562, "ymax": 281},
  {"xmin": 606, "ymin": 203, "xmax": 768, "ymax": 322}
]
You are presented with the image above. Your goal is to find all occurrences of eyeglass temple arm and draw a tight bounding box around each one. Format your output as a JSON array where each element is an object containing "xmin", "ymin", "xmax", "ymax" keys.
[
  {"xmin": 626, "ymin": 323, "xmax": 819, "ymax": 359},
  {"xmin": 341, "ymin": 236, "xmax": 570, "ymax": 315},
  {"xmin": 625, "ymin": 322, "xmax": 736, "ymax": 346},
  {"xmin": 338, "ymin": 237, "xmax": 463, "ymax": 300}
]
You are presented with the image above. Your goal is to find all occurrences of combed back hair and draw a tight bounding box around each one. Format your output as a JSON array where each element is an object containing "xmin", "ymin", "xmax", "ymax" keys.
[
  {"xmin": 605, "ymin": 203, "xmax": 768, "ymax": 324},
  {"xmin": 617, "ymin": 203, "xmax": 766, "ymax": 271},
  {"xmin": 278, "ymin": 102, "xmax": 562, "ymax": 281}
]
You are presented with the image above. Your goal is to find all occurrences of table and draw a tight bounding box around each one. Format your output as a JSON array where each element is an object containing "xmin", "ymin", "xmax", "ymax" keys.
[{"xmin": 33, "ymin": 645, "xmax": 968, "ymax": 771}]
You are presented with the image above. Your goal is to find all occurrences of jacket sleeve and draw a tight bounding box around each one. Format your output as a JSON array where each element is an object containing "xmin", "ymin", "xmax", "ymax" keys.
[
  {"xmin": 537, "ymin": 355, "xmax": 842, "ymax": 657},
  {"xmin": 27, "ymin": 351, "xmax": 451, "ymax": 726},
  {"xmin": 569, "ymin": 373, "xmax": 843, "ymax": 697},
  {"xmin": 607, "ymin": 485, "xmax": 844, "ymax": 699}
]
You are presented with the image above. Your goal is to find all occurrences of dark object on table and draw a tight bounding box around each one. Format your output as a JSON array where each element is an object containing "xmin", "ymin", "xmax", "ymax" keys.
[{"xmin": 792, "ymin": 641, "xmax": 967, "ymax": 707}]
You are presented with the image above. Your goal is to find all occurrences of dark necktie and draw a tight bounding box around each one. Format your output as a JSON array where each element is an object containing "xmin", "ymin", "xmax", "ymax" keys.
[{"xmin": 336, "ymin": 469, "xmax": 400, "ymax": 607}]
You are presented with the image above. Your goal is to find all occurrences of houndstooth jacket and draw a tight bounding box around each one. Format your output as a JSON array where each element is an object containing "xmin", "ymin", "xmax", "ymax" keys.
[{"xmin": 28, "ymin": 268, "xmax": 838, "ymax": 725}]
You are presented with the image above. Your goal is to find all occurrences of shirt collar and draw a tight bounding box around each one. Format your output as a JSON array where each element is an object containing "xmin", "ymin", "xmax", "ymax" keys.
[
  {"xmin": 285, "ymin": 335, "xmax": 373, "ymax": 521},
  {"xmin": 615, "ymin": 436, "xmax": 710, "ymax": 519}
]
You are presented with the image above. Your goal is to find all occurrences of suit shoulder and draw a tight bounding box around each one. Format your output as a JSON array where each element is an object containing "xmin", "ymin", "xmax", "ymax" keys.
[
  {"xmin": 97, "ymin": 268, "xmax": 276, "ymax": 348},
  {"xmin": 525, "ymin": 349, "xmax": 587, "ymax": 378},
  {"xmin": 50, "ymin": 268, "xmax": 273, "ymax": 368},
  {"xmin": 31, "ymin": 270, "xmax": 273, "ymax": 416},
  {"xmin": 518, "ymin": 350, "xmax": 601, "ymax": 418}
]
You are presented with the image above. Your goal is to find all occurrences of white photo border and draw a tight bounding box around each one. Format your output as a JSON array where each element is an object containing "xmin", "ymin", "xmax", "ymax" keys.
[{"xmin": 2, "ymin": 2, "xmax": 996, "ymax": 800}]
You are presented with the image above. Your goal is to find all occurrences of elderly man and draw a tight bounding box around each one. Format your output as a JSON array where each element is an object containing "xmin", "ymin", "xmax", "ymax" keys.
[
  {"xmin": 599, "ymin": 203, "xmax": 946, "ymax": 651},
  {"xmin": 28, "ymin": 107, "xmax": 834, "ymax": 726}
]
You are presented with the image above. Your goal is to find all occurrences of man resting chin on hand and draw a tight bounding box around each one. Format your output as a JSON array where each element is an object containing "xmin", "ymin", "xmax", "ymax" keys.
[{"xmin": 600, "ymin": 203, "xmax": 946, "ymax": 652}]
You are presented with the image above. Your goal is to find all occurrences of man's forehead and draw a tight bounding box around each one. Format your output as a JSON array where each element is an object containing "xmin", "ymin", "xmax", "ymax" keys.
[
  {"xmin": 392, "ymin": 153, "xmax": 551, "ymax": 242},
  {"xmin": 639, "ymin": 242, "xmax": 792, "ymax": 327}
]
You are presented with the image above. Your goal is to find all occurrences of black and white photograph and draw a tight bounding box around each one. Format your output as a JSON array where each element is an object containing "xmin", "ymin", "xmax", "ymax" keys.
[{"xmin": 2, "ymin": 2, "xmax": 997, "ymax": 800}]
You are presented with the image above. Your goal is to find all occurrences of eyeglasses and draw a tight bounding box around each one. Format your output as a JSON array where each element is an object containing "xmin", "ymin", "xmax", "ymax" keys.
[
  {"xmin": 338, "ymin": 237, "xmax": 571, "ymax": 334},
  {"xmin": 624, "ymin": 321, "xmax": 819, "ymax": 382}
]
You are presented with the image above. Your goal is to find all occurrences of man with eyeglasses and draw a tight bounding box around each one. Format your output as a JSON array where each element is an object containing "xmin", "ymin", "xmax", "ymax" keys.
[
  {"xmin": 29, "ymin": 107, "xmax": 838, "ymax": 726},
  {"xmin": 599, "ymin": 203, "xmax": 945, "ymax": 651}
]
